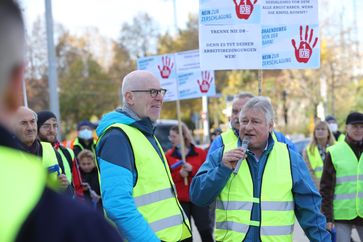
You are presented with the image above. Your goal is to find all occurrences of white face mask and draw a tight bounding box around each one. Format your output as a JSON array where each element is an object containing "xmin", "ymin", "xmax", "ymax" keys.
[
  {"xmin": 78, "ymin": 129, "xmax": 93, "ymax": 140},
  {"xmin": 328, "ymin": 123, "xmax": 338, "ymax": 132}
]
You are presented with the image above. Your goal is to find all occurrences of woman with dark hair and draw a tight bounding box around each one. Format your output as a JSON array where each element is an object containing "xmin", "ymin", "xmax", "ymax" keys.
[
  {"xmin": 303, "ymin": 120, "xmax": 335, "ymax": 188},
  {"xmin": 165, "ymin": 123, "xmax": 213, "ymax": 242}
]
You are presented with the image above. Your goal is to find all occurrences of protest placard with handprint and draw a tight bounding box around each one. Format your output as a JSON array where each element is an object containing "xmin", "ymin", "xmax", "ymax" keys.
[
  {"xmin": 199, "ymin": 0, "xmax": 319, "ymax": 69},
  {"xmin": 137, "ymin": 50, "xmax": 216, "ymax": 101}
]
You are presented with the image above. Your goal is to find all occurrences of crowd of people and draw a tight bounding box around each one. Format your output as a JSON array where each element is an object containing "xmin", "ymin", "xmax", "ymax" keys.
[{"xmin": 1, "ymin": 1, "xmax": 363, "ymax": 242}]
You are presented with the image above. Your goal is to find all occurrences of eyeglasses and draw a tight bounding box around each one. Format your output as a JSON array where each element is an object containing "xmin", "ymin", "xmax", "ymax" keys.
[
  {"xmin": 131, "ymin": 88, "xmax": 167, "ymax": 98},
  {"xmin": 41, "ymin": 123, "xmax": 58, "ymax": 130}
]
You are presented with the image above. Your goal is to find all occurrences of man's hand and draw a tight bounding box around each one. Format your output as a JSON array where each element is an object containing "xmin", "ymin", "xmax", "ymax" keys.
[
  {"xmin": 58, "ymin": 174, "xmax": 69, "ymax": 189},
  {"xmin": 183, "ymin": 162, "xmax": 193, "ymax": 172},
  {"xmin": 179, "ymin": 169, "xmax": 189, "ymax": 178},
  {"xmin": 326, "ymin": 222, "xmax": 334, "ymax": 231},
  {"xmin": 222, "ymin": 148, "xmax": 246, "ymax": 170}
]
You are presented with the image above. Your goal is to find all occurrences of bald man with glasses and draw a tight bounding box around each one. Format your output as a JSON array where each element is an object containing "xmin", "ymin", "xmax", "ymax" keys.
[{"xmin": 96, "ymin": 70, "xmax": 191, "ymax": 242}]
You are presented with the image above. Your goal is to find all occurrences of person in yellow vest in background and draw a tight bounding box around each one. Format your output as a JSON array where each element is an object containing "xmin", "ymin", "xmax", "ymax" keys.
[
  {"xmin": 190, "ymin": 96, "xmax": 330, "ymax": 242},
  {"xmin": 12, "ymin": 106, "xmax": 69, "ymax": 191},
  {"xmin": 303, "ymin": 121, "xmax": 335, "ymax": 188},
  {"xmin": 37, "ymin": 110, "xmax": 73, "ymax": 184},
  {"xmin": 325, "ymin": 115, "xmax": 345, "ymax": 142},
  {"xmin": 320, "ymin": 111, "xmax": 363, "ymax": 241},
  {"xmin": 73, "ymin": 120, "xmax": 96, "ymax": 158},
  {"xmin": 96, "ymin": 70, "xmax": 191, "ymax": 241},
  {"xmin": 0, "ymin": 1, "xmax": 124, "ymax": 241}
]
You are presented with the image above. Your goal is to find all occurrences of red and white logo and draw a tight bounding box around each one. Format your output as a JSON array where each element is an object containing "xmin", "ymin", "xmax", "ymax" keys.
[
  {"xmin": 157, "ymin": 56, "xmax": 174, "ymax": 79},
  {"xmin": 233, "ymin": 0, "xmax": 257, "ymax": 20},
  {"xmin": 197, "ymin": 71, "xmax": 213, "ymax": 93},
  {"xmin": 291, "ymin": 25, "xmax": 318, "ymax": 63}
]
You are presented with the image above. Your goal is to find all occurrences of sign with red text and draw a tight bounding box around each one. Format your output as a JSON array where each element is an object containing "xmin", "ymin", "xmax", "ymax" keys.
[
  {"xmin": 137, "ymin": 50, "xmax": 216, "ymax": 102},
  {"xmin": 199, "ymin": 0, "xmax": 319, "ymax": 70}
]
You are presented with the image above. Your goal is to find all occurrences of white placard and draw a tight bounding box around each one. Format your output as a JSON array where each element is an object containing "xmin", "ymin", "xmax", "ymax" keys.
[{"xmin": 199, "ymin": 0, "xmax": 319, "ymax": 70}]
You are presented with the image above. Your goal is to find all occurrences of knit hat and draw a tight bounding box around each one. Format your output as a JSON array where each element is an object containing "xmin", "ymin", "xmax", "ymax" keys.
[
  {"xmin": 346, "ymin": 112, "xmax": 363, "ymax": 125},
  {"xmin": 325, "ymin": 115, "xmax": 337, "ymax": 123},
  {"xmin": 36, "ymin": 111, "xmax": 56, "ymax": 130},
  {"xmin": 77, "ymin": 120, "xmax": 94, "ymax": 130}
]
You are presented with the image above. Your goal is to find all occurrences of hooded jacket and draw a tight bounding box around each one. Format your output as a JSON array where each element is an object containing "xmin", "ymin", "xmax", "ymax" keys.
[{"xmin": 96, "ymin": 108, "xmax": 166, "ymax": 242}]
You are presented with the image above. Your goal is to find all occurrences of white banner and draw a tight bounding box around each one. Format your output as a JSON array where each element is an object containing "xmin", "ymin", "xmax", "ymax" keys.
[{"xmin": 199, "ymin": 0, "xmax": 319, "ymax": 70}]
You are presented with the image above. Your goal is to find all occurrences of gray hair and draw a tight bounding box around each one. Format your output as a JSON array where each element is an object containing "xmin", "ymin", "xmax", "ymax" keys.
[
  {"xmin": 17, "ymin": 106, "xmax": 38, "ymax": 121},
  {"xmin": 234, "ymin": 92, "xmax": 254, "ymax": 101},
  {"xmin": 0, "ymin": 1, "xmax": 25, "ymax": 96},
  {"xmin": 239, "ymin": 96, "xmax": 274, "ymax": 124}
]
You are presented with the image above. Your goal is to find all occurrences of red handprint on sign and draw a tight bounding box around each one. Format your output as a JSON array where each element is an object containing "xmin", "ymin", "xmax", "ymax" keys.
[
  {"xmin": 157, "ymin": 56, "xmax": 174, "ymax": 79},
  {"xmin": 198, "ymin": 71, "xmax": 213, "ymax": 93},
  {"xmin": 291, "ymin": 25, "xmax": 318, "ymax": 63},
  {"xmin": 233, "ymin": 0, "xmax": 258, "ymax": 20}
]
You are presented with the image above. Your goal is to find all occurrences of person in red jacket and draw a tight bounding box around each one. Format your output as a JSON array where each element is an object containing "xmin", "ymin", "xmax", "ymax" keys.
[{"xmin": 165, "ymin": 123, "xmax": 213, "ymax": 242}]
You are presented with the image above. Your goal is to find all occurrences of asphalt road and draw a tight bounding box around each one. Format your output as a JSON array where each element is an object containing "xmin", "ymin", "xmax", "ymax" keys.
[{"xmin": 191, "ymin": 219, "xmax": 361, "ymax": 241}]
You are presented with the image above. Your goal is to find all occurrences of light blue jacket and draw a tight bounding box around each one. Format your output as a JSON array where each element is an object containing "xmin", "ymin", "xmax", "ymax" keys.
[
  {"xmin": 96, "ymin": 110, "xmax": 162, "ymax": 242},
  {"xmin": 190, "ymin": 135, "xmax": 331, "ymax": 242}
]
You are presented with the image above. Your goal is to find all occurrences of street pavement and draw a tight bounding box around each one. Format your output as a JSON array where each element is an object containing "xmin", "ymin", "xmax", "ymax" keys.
[{"xmin": 191, "ymin": 219, "xmax": 361, "ymax": 241}]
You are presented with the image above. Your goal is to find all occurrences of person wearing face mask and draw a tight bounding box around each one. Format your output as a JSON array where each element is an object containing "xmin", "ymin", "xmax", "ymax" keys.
[
  {"xmin": 325, "ymin": 115, "xmax": 345, "ymax": 142},
  {"xmin": 73, "ymin": 120, "xmax": 96, "ymax": 158},
  {"xmin": 303, "ymin": 121, "xmax": 335, "ymax": 188}
]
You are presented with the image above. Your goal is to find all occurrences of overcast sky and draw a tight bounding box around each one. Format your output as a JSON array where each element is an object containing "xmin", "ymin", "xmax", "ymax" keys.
[
  {"xmin": 19, "ymin": 0, "xmax": 363, "ymax": 42},
  {"xmin": 20, "ymin": 0, "xmax": 199, "ymax": 40}
]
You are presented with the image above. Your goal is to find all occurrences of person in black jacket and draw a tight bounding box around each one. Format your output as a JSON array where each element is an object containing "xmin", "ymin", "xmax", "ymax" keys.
[{"xmin": 0, "ymin": 1, "xmax": 122, "ymax": 241}]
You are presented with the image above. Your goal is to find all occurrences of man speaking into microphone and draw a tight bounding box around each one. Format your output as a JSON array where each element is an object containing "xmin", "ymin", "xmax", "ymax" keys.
[{"xmin": 190, "ymin": 96, "xmax": 330, "ymax": 242}]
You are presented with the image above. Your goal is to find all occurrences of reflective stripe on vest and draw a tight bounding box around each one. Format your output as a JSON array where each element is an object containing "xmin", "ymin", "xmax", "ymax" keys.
[
  {"xmin": 101, "ymin": 124, "xmax": 191, "ymax": 241},
  {"xmin": 306, "ymin": 145, "xmax": 324, "ymax": 179},
  {"xmin": 0, "ymin": 146, "xmax": 46, "ymax": 242},
  {"xmin": 57, "ymin": 147, "xmax": 73, "ymax": 182},
  {"xmin": 328, "ymin": 141, "xmax": 363, "ymax": 220},
  {"xmin": 215, "ymin": 142, "xmax": 294, "ymax": 242}
]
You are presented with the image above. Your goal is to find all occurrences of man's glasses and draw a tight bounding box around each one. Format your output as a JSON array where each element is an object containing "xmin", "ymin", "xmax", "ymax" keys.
[{"xmin": 131, "ymin": 88, "xmax": 167, "ymax": 98}]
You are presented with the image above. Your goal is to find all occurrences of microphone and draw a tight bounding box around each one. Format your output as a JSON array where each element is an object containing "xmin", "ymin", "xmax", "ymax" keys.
[{"xmin": 233, "ymin": 137, "xmax": 250, "ymax": 175}]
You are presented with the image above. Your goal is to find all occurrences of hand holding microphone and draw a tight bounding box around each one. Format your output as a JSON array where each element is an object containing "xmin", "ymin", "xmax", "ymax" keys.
[
  {"xmin": 233, "ymin": 137, "xmax": 250, "ymax": 174},
  {"xmin": 222, "ymin": 137, "xmax": 249, "ymax": 171}
]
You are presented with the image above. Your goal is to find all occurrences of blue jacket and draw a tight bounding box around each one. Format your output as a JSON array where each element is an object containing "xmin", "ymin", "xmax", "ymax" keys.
[
  {"xmin": 207, "ymin": 129, "xmax": 296, "ymax": 157},
  {"xmin": 96, "ymin": 110, "xmax": 163, "ymax": 242},
  {"xmin": 190, "ymin": 135, "xmax": 331, "ymax": 242}
]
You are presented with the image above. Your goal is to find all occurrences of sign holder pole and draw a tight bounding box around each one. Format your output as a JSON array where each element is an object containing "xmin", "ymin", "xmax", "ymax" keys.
[
  {"xmin": 258, "ymin": 69, "xmax": 263, "ymax": 95},
  {"xmin": 173, "ymin": 57, "xmax": 188, "ymax": 186},
  {"xmin": 22, "ymin": 79, "xmax": 28, "ymax": 107}
]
